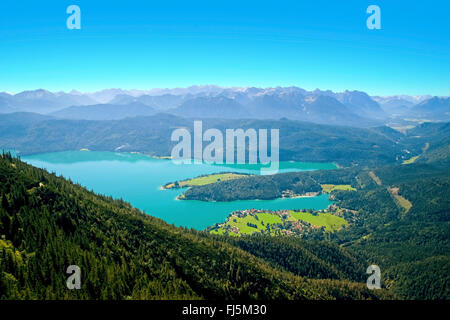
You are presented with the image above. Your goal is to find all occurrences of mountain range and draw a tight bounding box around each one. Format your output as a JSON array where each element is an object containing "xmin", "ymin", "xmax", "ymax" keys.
[
  {"xmin": 0, "ymin": 87, "xmax": 448, "ymax": 127},
  {"xmin": 0, "ymin": 89, "xmax": 97, "ymax": 114}
]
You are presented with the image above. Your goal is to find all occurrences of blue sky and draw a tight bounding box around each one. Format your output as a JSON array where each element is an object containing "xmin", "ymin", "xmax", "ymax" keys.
[{"xmin": 0, "ymin": 0, "xmax": 449, "ymax": 95}]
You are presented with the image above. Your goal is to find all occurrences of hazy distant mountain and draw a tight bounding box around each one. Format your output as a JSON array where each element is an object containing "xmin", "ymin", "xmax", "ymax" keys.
[
  {"xmin": 373, "ymin": 97, "xmax": 415, "ymax": 116},
  {"xmin": 235, "ymin": 91, "xmax": 378, "ymax": 126},
  {"xmin": 0, "ymin": 89, "xmax": 98, "ymax": 113},
  {"xmin": 167, "ymin": 92, "xmax": 379, "ymax": 126},
  {"xmin": 86, "ymin": 89, "xmax": 138, "ymax": 103},
  {"xmin": 110, "ymin": 94, "xmax": 187, "ymax": 110},
  {"xmin": 311, "ymin": 90, "xmax": 384, "ymax": 119},
  {"xmin": 411, "ymin": 97, "xmax": 450, "ymax": 120},
  {"xmin": 172, "ymin": 96, "xmax": 251, "ymax": 118},
  {"xmin": 139, "ymin": 94, "xmax": 190, "ymax": 110},
  {"xmin": 374, "ymin": 94, "xmax": 432, "ymax": 105},
  {"xmin": 51, "ymin": 102, "xmax": 156, "ymax": 120},
  {"xmin": 144, "ymin": 85, "xmax": 225, "ymax": 96},
  {"xmin": 245, "ymin": 91, "xmax": 305, "ymax": 119},
  {"xmin": 372, "ymin": 95, "xmax": 432, "ymax": 116},
  {"xmin": 336, "ymin": 91, "xmax": 386, "ymax": 119},
  {"xmin": 0, "ymin": 93, "xmax": 15, "ymax": 113},
  {"xmin": 3, "ymin": 87, "xmax": 447, "ymax": 125},
  {"xmin": 12, "ymin": 89, "xmax": 55, "ymax": 101},
  {"xmin": 298, "ymin": 95, "xmax": 378, "ymax": 126},
  {"xmin": 105, "ymin": 94, "xmax": 137, "ymax": 105}
]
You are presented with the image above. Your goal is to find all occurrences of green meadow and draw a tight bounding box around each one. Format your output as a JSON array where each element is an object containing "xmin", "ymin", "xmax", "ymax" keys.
[
  {"xmin": 289, "ymin": 211, "xmax": 347, "ymax": 232},
  {"xmin": 402, "ymin": 156, "xmax": 419, "ymax": 164},
  {"xmin": 164, "ymin": 172, "xmax": 248, "ymax": 189},
  {"xmin": 321, "ymin": 184, "xmax": 356, "ymax": 193}
]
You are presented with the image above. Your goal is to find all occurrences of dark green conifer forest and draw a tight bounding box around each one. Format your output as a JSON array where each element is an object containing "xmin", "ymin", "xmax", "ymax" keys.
[{"xmin": 0, "ymin": 153, "xmax": 392, "ymax": 300}]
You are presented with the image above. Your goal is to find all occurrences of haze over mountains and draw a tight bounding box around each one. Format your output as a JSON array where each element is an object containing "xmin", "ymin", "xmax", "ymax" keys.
[
  {"xmin": 51, "ymin": 102, "xmax": 157, "ymax": 120},
  {"xmin": 0, "ymin": 86, "xmax": 448, "ymax": 127},
  {"xmin": 0, "ymin": 89, "xmax": 98, "ymax": 114}
]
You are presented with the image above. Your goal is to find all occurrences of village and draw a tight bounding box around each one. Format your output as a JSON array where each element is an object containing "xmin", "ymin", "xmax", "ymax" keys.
[{"xmin": 208, "ymin": 206, "xmax": 355, "ymax": 238}]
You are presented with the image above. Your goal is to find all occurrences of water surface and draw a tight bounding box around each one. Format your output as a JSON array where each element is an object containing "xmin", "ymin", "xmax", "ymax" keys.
[{"xmin": 23, "ymin": 151, "xmax": 336, "ymax": 230}]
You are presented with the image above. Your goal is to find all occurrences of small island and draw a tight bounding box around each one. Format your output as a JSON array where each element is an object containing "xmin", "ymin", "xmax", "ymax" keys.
[{"xmin": 176, "ymin": 172, "xmax": 357, "ymax": 202}]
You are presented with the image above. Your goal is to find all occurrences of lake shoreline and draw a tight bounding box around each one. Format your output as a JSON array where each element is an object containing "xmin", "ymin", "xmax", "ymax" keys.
[{"xmin": 22, "ymin": 150, "xmax": 336, "ymax": 230}]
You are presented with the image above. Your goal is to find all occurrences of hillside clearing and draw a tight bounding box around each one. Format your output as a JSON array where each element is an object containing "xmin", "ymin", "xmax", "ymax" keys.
[{"xmin": 321, "ymin": 184, "xmax": 356, "ymax": 193}]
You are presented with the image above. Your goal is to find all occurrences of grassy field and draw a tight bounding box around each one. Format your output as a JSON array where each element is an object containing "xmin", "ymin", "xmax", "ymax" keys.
[
  {"xmin": 402, "ymin": 155, "xmax": 419, "ymax": 164},
  {"xmin": 388, "ymin": 187, "xmax": 413, "ymax": 213},
  {"xmin": 164, "ymin": 172, "xmax": 248, "ymax": 189},
  {"xmin": 289, "ymin": 211, "xmax": 347, "ymax": 232},
  {"xmin": 369, "ymin": 171, "xmax": 382, "ymax": 186},
  {"xmin": 393, "ymin": 194, "xmax": 413, "ymax": 213},
  {"xmin": 321, "ymin": 184, "xmax": 356, "ymax": 193}
]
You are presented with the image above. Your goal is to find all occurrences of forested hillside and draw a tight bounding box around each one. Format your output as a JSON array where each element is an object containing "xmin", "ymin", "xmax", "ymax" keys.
[
  {"xmin": 220, "ymin": 236, "xmax": 366, "ymax": 282},
  {"xmin": 179, "ymin": 136, "xmax": 450, "ymax": 299},
  {"xmin": 0, "ymin": 113, "xmax": 410, "ymax": 166},
  {"xmin": 0, "ymin": 153, "xmax": 389, "ymax": 300},
  {"xmin": 336, "ymin": 167, "xmax": 450, "ymax": 299}
]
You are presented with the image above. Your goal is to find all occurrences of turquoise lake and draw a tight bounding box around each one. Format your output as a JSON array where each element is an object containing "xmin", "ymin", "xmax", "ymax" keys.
[{"xmin": 21, "ymin": 151, "xmax": 336, "ymax": 230}]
